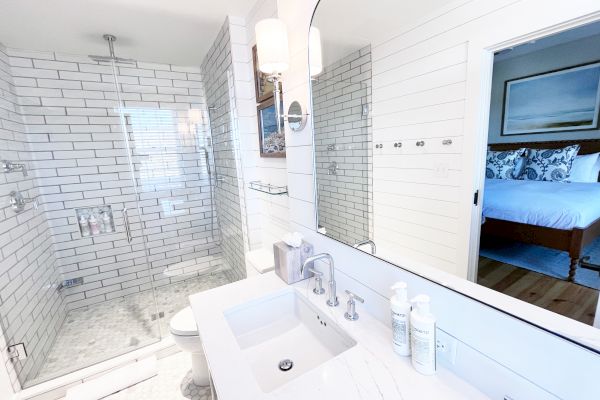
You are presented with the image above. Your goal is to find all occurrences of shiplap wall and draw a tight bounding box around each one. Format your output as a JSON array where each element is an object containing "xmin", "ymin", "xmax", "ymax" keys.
[
  {"xmin": 371, "ymin": 38, "xmax": 467, "ymax": 276},
  {"xmin": 278, "ymin": 0, "xmax": 600, "ymax": 399}
]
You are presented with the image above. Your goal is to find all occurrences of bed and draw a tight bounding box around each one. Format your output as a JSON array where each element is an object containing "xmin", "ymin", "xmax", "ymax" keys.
[{"xmin": 482, "ymin": 139, "xmax": 600, "ymax": 281}]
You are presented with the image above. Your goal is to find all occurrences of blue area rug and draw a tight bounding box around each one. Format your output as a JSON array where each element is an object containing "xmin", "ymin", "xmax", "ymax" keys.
[{"xmin": 480, "ymin": 236, "xmax": 600, "ymax": 290}]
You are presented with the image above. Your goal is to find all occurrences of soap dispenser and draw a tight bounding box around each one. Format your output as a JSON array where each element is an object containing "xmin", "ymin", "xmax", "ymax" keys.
[
  {"xmin": 410, "ymin": 295, "xmax": 436, "ymax": 375},
  {"xmin": 390, "ymin": 282, "xmax": 411, "ymax": 356}
]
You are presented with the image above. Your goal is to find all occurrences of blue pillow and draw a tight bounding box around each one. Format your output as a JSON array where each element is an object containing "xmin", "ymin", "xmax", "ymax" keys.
[
  {"xmin": 522, "ymin": 145, "xmax": 580, "ymax": 182},
  {"xmin": 486, "ymin": 148, "xmax": 527, "ymax": 180}
]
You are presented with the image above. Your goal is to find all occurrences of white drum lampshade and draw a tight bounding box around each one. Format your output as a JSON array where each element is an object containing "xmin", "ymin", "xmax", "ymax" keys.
[
  {"xmin": 255, "ymin": 18, "xmax": 290, "ymax": 75},
  {"xmin": 309, "ymin": 27, "xmax": 323, "ymax": 77}
]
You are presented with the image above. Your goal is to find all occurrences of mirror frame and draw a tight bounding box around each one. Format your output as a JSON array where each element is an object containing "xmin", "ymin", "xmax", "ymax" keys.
[
  {"xmin": 308, "ymin": 0, "xmax": 600, "ymax": 353},
  {"xmin": 286, "ymin": 101, "xmax": 307, "ymax": 132}
]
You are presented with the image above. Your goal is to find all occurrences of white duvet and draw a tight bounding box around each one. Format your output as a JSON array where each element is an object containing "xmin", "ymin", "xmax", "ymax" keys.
[{"xmin": 483, "ymin": 179, "xmax": 600, "ymax": 230}]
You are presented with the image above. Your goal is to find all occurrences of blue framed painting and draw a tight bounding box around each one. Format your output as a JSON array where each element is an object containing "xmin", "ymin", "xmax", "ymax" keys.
[
  {"xmin": 501, "ymin": 61, "xmax": 600, "ymax": 135},
  {"xmin": 257, "ymin": 97, "xmax": 285, "ymax": 158}
]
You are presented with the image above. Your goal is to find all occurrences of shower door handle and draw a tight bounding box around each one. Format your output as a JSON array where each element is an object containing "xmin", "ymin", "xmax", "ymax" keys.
[{"xmin": 122, "ymin": 207, "xmax": 132, "ymax": 243}]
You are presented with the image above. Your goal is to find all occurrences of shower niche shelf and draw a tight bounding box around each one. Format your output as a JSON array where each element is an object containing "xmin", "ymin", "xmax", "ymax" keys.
[
  {"xmin": 248, "ymin": 181, "xmax": 288, "ymax": 195},
  {"xmin": 76, "ymin": 205, "xmax": 115, "ymax": 238}
]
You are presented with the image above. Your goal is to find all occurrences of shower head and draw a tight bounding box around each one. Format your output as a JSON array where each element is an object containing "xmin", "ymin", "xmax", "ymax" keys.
[{"xmin": 89, "ymin": 34, "xmax": 136, "ymax": 65}]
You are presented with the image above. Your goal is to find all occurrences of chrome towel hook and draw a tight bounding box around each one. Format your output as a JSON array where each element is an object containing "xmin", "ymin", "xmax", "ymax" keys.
[{"xmin": 416, "ymin": 140, "xmax": 425, "ymax": 147}]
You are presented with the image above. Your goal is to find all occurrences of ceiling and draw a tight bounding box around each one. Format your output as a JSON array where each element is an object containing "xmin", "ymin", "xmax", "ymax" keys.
[
  {"xmin": 0, "ymin": 0, "xmax": 257, "ymax": 66},
  {"xmin": 312, "ymin": 0, "xmax": 453, "ymax": 68},
  {"xmin": 494, "ymin": 20, "xmax": 600, "ymax": 62}
]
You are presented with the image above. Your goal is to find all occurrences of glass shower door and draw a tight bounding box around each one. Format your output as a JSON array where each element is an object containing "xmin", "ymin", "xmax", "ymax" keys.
[{"xmin": 0, "ymin": 52, "xmax": 161, "ymax": 388}]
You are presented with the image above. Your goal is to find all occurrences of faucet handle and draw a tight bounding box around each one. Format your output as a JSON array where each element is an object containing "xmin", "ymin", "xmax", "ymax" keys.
[
  {"xmin": 344, "ymin": 290, "xmax": 364, "ymax": 321},
  {"xmin": 308, "ymin": 268, "xmax": 325, "ymax": 295}
]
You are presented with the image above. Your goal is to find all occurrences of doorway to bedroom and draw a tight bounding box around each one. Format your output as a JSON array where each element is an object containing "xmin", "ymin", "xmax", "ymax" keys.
[{"xmin": 476, "ymin": 20, "xmax": 600, "ymax": 327}]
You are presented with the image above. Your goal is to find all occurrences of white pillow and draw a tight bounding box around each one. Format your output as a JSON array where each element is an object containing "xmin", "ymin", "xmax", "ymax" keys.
[
  {"xmin": 570, "ymin": 152, "xmax": 600, "ymax": 183},
  {"xmin": 592, "ymin": 155, "xmax": 600, "ymax": 182}
]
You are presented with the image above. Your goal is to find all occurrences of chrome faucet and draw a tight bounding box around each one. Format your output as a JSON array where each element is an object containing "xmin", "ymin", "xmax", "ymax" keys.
[
  {"xmin": 301, "ymin": 253, "xmax": 338, "ymax": 307},
  {"xmin": 353, "ymin": 239, "xmax": 376, "ymax": 255},
  {"xmin": 2, "ymin": 160, "xmax": 27, "ymax": 177}
]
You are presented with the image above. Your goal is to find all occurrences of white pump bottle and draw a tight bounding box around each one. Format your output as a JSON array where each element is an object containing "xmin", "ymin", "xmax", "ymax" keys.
[
  {"xmin": 410, "ymin": 294, "xmax": 436, "ymax": 375},
  {"xmin": 390, "ymin": 282, "xmax": 411, "ymax": 356}
]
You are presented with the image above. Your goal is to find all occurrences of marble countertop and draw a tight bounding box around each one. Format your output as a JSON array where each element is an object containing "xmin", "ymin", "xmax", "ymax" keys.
[{"xmin": 190, "ymin": 272, "xmax": 489, "ymax": 400}]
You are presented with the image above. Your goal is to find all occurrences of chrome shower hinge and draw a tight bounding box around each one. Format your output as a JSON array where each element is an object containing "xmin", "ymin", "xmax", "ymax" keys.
[
  {"xmin": 150, "ymin": 311, "xmax": 165, "ymax": 321},
  {"xmin": 7, "ymin": 343, "xmax": 27, "ymax": 362},
  {"xmin": 361, "ymin": 104, "xmax": 369, "ymax": 117}
]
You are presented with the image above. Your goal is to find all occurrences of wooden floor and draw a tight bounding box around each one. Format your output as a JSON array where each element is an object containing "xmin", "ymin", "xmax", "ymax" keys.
[{"xmin": 477, "ymin": 257, "xmax": 599, "ymax": 326}]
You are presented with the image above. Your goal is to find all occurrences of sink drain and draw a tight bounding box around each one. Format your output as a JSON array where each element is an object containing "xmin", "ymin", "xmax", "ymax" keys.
[{"xmin": 278, "ymin": 359, "xmax": 294, "ymax": 372}]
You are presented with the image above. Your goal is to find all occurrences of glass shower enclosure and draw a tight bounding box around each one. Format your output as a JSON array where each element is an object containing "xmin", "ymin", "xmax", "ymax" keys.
[{"xmin": 0, "ymin": 22, "xmax": 245, "ymax": 388}]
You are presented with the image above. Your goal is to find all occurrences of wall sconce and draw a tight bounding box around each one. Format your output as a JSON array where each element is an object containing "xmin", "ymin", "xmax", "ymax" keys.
[
  {"xmin": 255, "ymin": 18, "xmax": 290, "ymax": 135},
  {"xmin": 309, "ymin": 27, "xmax": 323, "ymax": 77}
]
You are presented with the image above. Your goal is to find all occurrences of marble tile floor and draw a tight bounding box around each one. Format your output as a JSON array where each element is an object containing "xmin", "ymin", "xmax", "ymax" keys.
[
  {"xmin": 32, "ymin": 272, "xmax": 231, "ymax": 385},
  {"xmin": 59, "ymin": 352, "xmax": 213, "ymax": 400}
]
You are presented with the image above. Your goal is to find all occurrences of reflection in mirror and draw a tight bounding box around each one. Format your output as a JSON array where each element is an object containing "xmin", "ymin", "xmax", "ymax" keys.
[
  {"xmin": 287, "ymin": 101, "xmax": 307, "ymax": 132},
  {"xmin": 477, "ymin": 20, "xmax": 600, "ymax": 328},
  {"xmin": 310, "ymin": 0, "xmax": 600, "ymax": 331},
  {"xmin": 312, "ymin": 44, "xmax": 373, "ymax": 251}
]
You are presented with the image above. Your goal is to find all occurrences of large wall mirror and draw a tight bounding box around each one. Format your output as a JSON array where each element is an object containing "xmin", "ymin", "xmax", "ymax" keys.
[{"xmin": 310, "ymin": 0, "xmax": 600, "ymax": 341}]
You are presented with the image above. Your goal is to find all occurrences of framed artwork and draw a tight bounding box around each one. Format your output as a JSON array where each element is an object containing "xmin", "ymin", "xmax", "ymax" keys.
[
  {"xmin": 501, "ymin": 61, "xmax": 600, "ymax": 135},
  {"xmin": 257, "ymin": 97, "xmax": 285, "ymax": 158},
  {"xmin": 252, "ymin": 45, "xmax": 278, "ymax": 103}
]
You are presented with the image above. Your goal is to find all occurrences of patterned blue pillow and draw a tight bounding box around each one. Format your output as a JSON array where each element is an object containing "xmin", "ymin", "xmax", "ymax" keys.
[
  {"xmin": 486, "ymin": 149, "xmax": 526, "ymax": 179},
  {"xmin": 522, "ymin": 145, "xmax": 580, "ymax": 182}
]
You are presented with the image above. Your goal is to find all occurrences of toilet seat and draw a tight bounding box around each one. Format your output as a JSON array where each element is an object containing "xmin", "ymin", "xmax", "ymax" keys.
[{"xmin": 169, "ymin": 306, "xmax": 198, "ymax": 336}]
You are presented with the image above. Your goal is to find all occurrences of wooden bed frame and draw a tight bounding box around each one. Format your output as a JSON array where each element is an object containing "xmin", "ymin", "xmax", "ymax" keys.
[{"xmin": 482, "ymin": 139, "xmax": 600, "ymax": 282}]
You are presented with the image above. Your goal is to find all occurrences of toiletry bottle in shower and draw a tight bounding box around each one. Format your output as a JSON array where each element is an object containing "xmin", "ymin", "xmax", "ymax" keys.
[
  {"xmin": 79, "ymin": 214, "xmax": 91, "ymax": 237},
  {"xmin": 89, "ymin": 213, "xmax": 100, "ymax": 235},
  {"xmin": 102, "ymin": 212, "xmax": 113, "ymax": 233},
  {"xmin": 99, "ymin": 212, "xmax": 106, "ymax": 233}
]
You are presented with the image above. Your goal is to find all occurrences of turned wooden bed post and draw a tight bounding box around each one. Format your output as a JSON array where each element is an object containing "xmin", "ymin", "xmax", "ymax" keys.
[{"xmin": 568, "ymin": 229, "xmax": 584, "ymax": 282}]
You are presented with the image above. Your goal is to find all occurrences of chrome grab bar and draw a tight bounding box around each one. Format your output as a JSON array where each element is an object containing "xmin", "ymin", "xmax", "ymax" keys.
[{"xmin": 122, "ymin": 207, "xmax": 132, "ymax": 243}]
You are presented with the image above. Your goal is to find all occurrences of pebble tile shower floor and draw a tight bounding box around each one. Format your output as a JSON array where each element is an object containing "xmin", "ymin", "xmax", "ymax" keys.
[{"xmin": 33, "ymin": 272, "xmax": 231, "ymax": 384}]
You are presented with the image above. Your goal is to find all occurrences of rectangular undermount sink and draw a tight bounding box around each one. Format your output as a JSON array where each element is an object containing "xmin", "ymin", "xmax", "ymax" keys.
[{"xmin": 224, "ymin": 288, "xmax": 357, "ymax": 393}]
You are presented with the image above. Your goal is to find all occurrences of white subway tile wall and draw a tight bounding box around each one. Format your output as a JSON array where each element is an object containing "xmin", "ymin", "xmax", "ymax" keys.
[
  {"xmin": 0, "ymin": 44, "xmax": 66, "ymax": 391},
  {"xmin": 312, "ymin": 46, "xmax": 373, "ymax": 245},
  {"xmin": 201, "ymin": 20, "xmax": 247, "ymax": 281},
  {"xmin": 5, "ymin": 45, "xmax": 227, "ymax": 312}
]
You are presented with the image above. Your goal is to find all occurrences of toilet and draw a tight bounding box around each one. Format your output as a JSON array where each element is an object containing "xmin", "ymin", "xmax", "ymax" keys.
[{"xmin": 169, "ymin": 248, "xmax": 275, "ymax": 386}]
